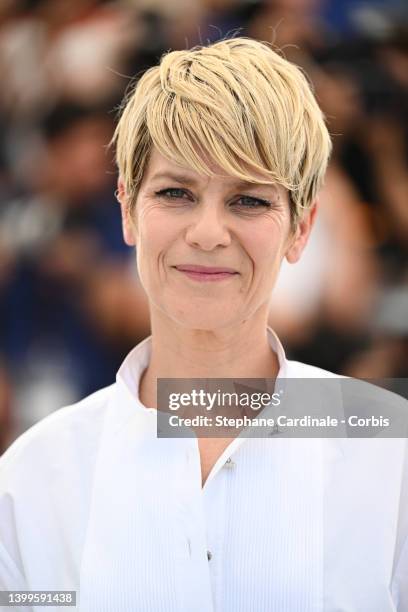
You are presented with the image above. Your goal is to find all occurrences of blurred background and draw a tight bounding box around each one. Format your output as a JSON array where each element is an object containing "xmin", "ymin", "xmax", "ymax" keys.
[{"xmin": 0, "ymin": 0, "xmax": 407, "ymax": 452}]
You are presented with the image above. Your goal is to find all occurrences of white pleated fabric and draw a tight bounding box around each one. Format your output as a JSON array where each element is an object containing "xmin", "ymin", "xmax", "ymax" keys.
[{"xmin": 0, "ymin": 329, "xmax": 407, "ymax": 611}]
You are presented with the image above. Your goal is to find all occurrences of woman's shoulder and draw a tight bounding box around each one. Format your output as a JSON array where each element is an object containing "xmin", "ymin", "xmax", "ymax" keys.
[
  {"xmin": 287, "ymin": 358, "xmax": 408, "ymax": 411},
  {"xmin": 0, "ymin": 383, "xmax": 117, "ymax": 590},
  {"xmin": 0, "ymin": 383, "xmax": 116, "ymax": 483}
]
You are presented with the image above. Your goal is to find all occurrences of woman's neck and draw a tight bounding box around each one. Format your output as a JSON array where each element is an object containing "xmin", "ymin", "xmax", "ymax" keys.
[{"xmin": 139, "ymin": 314, "xmax": 280, "ymax": 409}]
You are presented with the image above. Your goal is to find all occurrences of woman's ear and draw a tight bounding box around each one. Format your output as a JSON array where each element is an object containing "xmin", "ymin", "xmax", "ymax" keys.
[
  {"xmin": 116, "ymin": 177, "xmax": 137, "ymax": 247},
  {"xmin": 285, "ymin": 201, "xmax": 318, "ymax": 264}
]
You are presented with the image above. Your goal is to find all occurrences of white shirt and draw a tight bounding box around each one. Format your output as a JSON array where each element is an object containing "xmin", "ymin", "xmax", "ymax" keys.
[{"xmin": 0, "ymin": 328, "xmax": 407, "ymax": 612}]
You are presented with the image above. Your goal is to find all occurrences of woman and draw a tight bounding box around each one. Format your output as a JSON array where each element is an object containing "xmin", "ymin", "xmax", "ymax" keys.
[{"xmin": 0, "ymin": 37, "xmax": 407, "ymax": 612}]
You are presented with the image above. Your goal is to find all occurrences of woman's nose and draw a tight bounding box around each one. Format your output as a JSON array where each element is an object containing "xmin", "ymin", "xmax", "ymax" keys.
[{"xmin": 184, "ymin": 202, "xmax": 232, "ymax": 251}]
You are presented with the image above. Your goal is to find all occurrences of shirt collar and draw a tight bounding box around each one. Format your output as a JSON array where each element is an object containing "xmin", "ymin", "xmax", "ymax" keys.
[
  {"xmin": 111, "ymin": 327, "xmax": 344, "ymax": 467},
  {"xmin": 116, "ymin": 333, "xmax": 154, "ymax": 411},
  {"xmin": 116, "ymin": 326, "xmax": 288, "ymax": 414}
]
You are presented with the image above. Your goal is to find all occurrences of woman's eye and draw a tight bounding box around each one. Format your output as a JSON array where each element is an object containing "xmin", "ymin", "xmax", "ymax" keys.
[
  {"xmin": 155, "ymin": 188, "xmax": 191, "ymax": 201},
  {"xmin": 234, "ymin": 196, "xmax": 271, "ymax": 209},
  {"xmin": 154, "ymin": 189, "xmax": 272, "ymax": 211}
]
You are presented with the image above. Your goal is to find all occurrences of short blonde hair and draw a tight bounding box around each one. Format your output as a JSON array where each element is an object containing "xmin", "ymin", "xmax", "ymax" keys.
[{"xmin": 112, "ymin": 36, "xmax": 332, "ymax": 225}]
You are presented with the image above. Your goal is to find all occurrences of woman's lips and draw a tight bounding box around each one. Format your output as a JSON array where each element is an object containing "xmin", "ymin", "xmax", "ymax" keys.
[{"xmin": 173, "ymin": 265, "xmax": 238, "ymax": 282}]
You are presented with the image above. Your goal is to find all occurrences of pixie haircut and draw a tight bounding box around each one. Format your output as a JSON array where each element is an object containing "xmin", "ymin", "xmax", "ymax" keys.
[{"xmin": 112, "ymin": 37, "xmax": 332, "ymax": 226}]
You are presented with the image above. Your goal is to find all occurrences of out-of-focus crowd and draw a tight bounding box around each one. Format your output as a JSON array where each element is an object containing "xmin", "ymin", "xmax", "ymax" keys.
[{"xmin": 0, "ymin": 0, "xmax": 407, "ymax": 452}]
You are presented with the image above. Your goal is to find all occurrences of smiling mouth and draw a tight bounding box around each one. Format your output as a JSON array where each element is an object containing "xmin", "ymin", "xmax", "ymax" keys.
[{"xmin": 173, "ymin": 265, "xmax": 239, "ymax": 282}]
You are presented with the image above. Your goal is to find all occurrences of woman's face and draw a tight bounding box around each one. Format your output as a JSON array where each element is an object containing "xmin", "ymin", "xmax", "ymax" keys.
[{"xmin": 119, "ymin": 147, "xmax": 315, "ymax": 330}]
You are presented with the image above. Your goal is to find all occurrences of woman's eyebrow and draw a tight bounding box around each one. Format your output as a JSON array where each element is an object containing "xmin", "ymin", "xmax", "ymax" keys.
[
  {"xmin": 149, "ymin": 171, "xmax": 275, "ymax": 190},
  {"xmin": 150, "ymin": 172, "xmax": 199, "ymax": 185}
]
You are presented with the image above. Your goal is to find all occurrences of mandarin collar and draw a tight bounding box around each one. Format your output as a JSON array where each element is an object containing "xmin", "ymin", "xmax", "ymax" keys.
[{"xmin": 116, "ymin": 326, "xmax": 288, "ymax": 416}]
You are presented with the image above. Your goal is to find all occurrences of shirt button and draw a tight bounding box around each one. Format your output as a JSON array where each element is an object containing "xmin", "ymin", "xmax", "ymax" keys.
[
  {"xmin": 207, "ymin": 550, "xmax": 212, "ymax": 561},
  {"xmin": 224, "ymin": 457, "xmax": 235, "ymax": 468}
]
